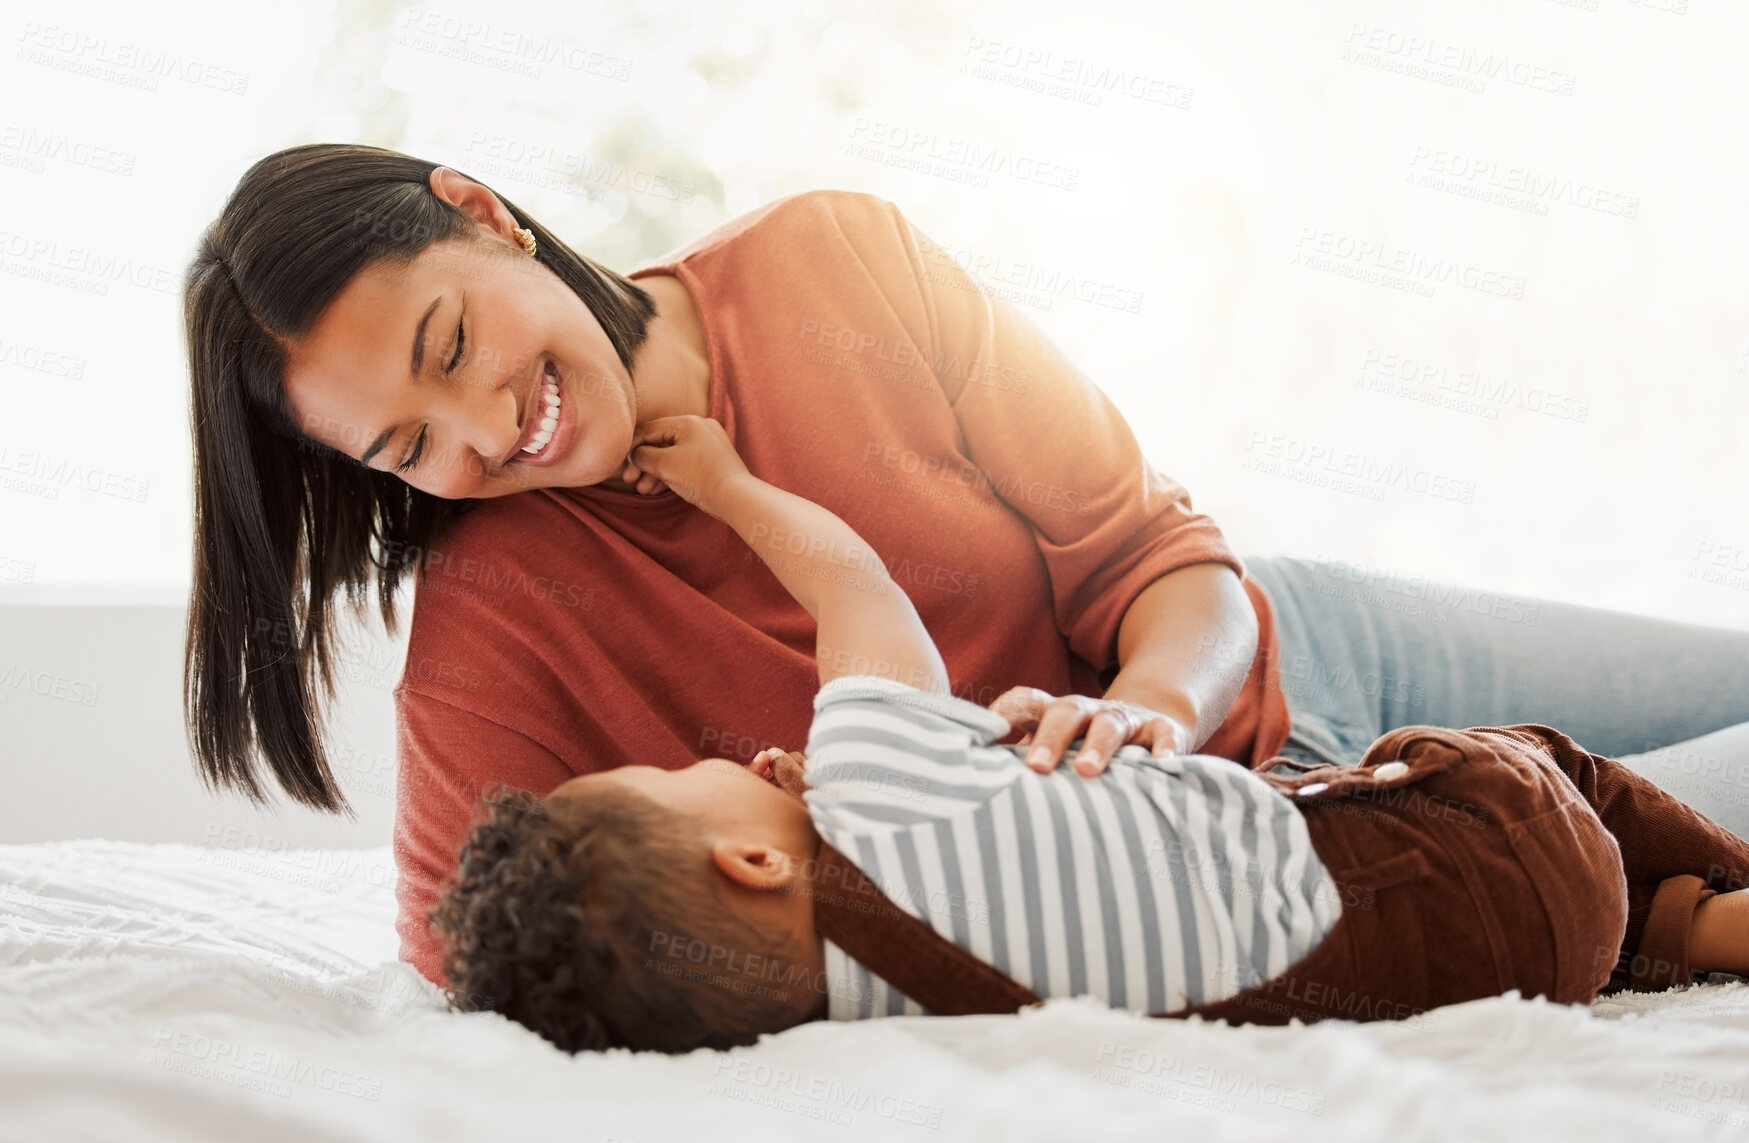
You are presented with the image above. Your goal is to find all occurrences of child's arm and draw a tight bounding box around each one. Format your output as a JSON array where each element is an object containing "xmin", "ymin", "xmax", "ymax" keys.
[{"xmin": 628, "ymin": 416, "xmax": 951, "ymax": 693}]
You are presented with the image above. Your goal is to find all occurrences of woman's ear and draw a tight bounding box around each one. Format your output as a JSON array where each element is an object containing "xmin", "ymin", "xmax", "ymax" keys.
[
  {"xmin": 428, "ymin": 167, "xmax": 520, "ymax": 242},
  {"xmin": 710, "ymin": 840, "xmax": 799, "ymax": 893}
]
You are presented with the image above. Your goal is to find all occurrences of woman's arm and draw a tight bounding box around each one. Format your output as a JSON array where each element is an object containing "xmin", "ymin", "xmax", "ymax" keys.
[
  {"xmin": 993, "ymin": 563, "xmax": 1257, "ymax": 774},
  {"xmin": 858, "ymin": 193, "xmax": 1261, "ymax": 770},
  {"xmin": 1101, "ymin": 562, "xmax": 1258, "ymax": 756}
]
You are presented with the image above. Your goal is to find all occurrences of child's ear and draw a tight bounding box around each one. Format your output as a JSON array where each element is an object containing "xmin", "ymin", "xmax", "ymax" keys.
[{"xmin": 710, "ymin": 841, "xmax": 799, "ymax": 892}]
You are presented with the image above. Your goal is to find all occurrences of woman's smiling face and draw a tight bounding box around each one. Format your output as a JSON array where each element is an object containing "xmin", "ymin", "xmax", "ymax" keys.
[{"xmin": 279, "ymin": 178, "xmax": 641, "ymax": 499}]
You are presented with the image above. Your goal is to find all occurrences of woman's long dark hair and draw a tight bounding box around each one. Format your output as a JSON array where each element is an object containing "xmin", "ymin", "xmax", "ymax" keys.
[{"xmin": 184, "ymin": 143, "xmax": 656, "ymax": 813}]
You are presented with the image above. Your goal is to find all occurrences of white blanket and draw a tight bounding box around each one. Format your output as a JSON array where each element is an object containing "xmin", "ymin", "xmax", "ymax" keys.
[{"xmin": 2, "ymin": 840, "xmax": 1746, "ymax": 1142}]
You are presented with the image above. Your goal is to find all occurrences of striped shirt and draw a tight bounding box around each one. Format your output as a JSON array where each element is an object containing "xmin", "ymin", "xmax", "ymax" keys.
[{"xmin": 803, "ymin": 675, "xmax": 1341, "ymax": 1019}]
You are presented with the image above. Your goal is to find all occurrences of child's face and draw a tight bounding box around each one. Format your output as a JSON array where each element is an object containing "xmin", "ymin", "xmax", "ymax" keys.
[{"xmin": 546, "ymin": 757, "xmax": 812, "ymax": 840}]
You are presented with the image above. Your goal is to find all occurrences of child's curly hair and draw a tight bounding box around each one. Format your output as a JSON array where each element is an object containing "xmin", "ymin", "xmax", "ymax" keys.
[{"xmin": 429, "ymin": 782, "xmax": 824, "ymax": 1053}]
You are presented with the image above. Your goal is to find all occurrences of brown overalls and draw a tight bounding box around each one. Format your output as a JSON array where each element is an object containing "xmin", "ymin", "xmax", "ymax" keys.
[{"xmin": 810, "ymin": 724, "xmax": 1749, "ymax": 1023}]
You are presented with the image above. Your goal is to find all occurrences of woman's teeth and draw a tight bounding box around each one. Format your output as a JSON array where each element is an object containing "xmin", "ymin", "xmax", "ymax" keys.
[{"xmin": 522, "ymin": 367, "xmax": 562, "ymax": 456}]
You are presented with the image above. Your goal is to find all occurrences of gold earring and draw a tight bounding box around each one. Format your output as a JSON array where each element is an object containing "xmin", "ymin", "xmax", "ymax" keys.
[{"xmin": 512, "ymin": 226, "xmax": 537, "ymax": 257}]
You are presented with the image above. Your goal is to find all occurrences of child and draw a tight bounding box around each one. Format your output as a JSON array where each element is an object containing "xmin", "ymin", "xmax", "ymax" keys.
[{"xmin": 430, "ymin": 415, "xmax": 1749, "ymax": 1053}]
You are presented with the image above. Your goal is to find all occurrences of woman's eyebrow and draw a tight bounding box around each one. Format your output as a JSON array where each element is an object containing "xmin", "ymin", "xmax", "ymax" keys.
[
  {"xmin": 359, "ymin": 427, "xmax": 395, "ymax": 466},
  {"xmin": 409, "ymin": 295, "xmax": 442, "ymax": 375},
  {"xmin": 359, "ymin": 294, "xmax": 445, "ymax": 465}
]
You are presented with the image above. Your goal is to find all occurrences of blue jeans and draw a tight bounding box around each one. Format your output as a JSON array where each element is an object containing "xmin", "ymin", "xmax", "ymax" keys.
[{"xmin": 1244, "ymin": 555, "xmax": 1749, "ymax": 840}]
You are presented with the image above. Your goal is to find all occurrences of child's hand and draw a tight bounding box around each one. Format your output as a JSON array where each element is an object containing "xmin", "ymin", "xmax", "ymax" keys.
[
  {"xmin": 750, "ymin": 747, "xmax": 809, "ymax": 799},
  {"xmin": 627, "ymin": 415, "xmax": 750, "ymax": 517}
]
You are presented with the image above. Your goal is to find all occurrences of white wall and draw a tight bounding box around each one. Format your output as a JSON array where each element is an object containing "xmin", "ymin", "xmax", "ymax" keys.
[{"xmin": 0, "ymin": 590, "xmax": 403, "ymax": 846}]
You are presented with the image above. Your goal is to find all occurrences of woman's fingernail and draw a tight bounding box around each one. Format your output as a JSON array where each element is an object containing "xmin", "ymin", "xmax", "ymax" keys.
[
  {"xmin": 1074, "ymin": 750, "xmax": 1098, "ymax": 772},
  {"xmin": 1027, "ymin": 747, "xmax": 1049, "ymax": 768}
]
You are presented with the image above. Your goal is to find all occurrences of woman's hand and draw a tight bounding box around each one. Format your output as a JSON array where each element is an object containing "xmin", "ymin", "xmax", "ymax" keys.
[
  {"xmin": 750, "ymin": 747, "xmax": 809, "ymax": 799},
  {"xmin": 627, "ymin": 415, "xmax": 752, "ymax": 517},
  {"xmin": 988, "ymin": 687, "xmax": 1187, "ymax": 776}
]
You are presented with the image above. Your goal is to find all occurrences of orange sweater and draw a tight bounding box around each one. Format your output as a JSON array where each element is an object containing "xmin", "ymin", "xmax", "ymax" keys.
[{"xmin": 392, "ymin": 190, "xmax": 1290, "ymax": 984}]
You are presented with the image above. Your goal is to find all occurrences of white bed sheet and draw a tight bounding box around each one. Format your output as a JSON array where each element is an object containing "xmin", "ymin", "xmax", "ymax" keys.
[{"xmin": 2, "ymin": 839, "xmax": 1746, "ymax": 1143}]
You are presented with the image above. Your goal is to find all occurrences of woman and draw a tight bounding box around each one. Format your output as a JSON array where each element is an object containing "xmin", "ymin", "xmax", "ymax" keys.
[{"xmin": 184, "ymin": 144, "xmax": 1749, "ymax": 987}]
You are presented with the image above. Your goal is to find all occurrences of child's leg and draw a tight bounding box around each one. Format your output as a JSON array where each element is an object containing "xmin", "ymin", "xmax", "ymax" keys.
[
  {"xmin": 1189, "ymin": 724, "xmax": 1744, "ymax": 1027},
  {"xmin": 1487, "ymin": 723, "xmax": 1749, "ymax": 988}
]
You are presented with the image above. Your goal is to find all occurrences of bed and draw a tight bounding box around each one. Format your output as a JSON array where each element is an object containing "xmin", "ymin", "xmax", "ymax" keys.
[{"xmin": 2, "ymin": 839, "xmax": 1745, "ymax": 1142}]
